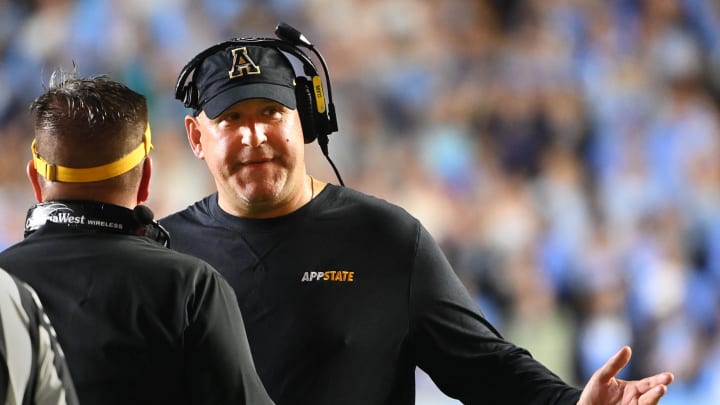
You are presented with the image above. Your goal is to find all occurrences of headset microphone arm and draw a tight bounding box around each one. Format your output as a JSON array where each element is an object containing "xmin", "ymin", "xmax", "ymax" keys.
[{"xmin": 275, "ymin": 22, "xmax": 311, "ymax": 47}]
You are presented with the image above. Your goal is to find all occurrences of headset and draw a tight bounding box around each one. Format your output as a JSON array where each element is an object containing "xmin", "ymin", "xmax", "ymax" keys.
[
  {"xmin": 175, "ymin": 22, "xmax": 344, "ymax": 185},
  {"xmin": 24, "ymin": 202, "xmax": 171, "ymax": 248}
]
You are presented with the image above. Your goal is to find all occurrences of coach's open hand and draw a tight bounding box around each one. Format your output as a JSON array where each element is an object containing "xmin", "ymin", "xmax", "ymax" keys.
[{"xmin": 577, "ymin": 346, "xmax": 674, "ymax": 405}]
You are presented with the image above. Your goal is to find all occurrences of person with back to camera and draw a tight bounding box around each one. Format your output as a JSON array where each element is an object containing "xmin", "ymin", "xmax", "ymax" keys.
[
  {"xmin": 162, "ymin": 22, "xmax": 674, "ymax": 404},
  {"xmin": 0, "ymin": 268, "xmax": 78, "ymax": 405},
  {"xmin": 0, "ymin": 69, "xmax": 274, "ymax": 405}
]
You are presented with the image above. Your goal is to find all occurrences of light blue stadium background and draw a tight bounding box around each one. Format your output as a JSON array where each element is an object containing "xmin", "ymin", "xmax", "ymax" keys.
[{"xmin": 1, "ymin": 0, "xmax": 719, "ymax": 403}]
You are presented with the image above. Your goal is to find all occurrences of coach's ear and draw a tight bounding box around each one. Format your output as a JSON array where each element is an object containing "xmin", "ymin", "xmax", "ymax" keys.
[
  {"xmin": 186, "ymin": 115, "xmax": 205, "ymax": 160},
  {"xmin": 26, "ymin": 160, "xmax": 43, "ymax": 202}
]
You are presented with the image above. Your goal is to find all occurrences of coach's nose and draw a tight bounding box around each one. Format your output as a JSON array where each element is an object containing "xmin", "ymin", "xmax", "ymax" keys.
[{"xmin": 240, "ymin": 123, "xmax": 268, "ymax": 147}]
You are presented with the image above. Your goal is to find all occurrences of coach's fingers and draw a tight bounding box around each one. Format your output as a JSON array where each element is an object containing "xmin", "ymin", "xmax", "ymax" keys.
[
  {"xmin": 639, "ymin": 384, "xmax": 669, "ymax": 405},
  {"xmin": 630, "ymin": 372, "xmax": 675, "ymax": 399},
  {"xmin": 634, "ymin": 372, "xmax": 675, "ymax": 393},
  {"xmin": 594, "ymin": 346, "xmax": 632, "ymax": 383}
]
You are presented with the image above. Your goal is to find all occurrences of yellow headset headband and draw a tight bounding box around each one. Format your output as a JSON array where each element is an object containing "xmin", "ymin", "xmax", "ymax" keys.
[{"xmin": 32, "ymin": 124, "xmax": 153, "ymax": 183}]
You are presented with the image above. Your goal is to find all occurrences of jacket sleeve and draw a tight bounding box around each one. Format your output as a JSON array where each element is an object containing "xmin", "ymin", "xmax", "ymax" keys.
[
  {"xmin": 183, "ymin": 266, "xmax": 275, "ymax": 405},
  {"xmin": 408, "ymin": 224, "xmax": 582, "ymax": 404}
]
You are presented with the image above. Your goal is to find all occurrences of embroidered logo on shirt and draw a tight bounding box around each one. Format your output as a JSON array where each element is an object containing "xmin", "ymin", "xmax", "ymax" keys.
[{"xmin": 301, "ymin": 270, "xmax": 354, "ymax": 283}]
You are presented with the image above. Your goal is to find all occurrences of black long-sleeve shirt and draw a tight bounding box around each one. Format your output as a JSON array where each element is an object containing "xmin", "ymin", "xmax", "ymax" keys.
[
  {"xmin": 161, "ymin": 185, "xmax": 582, "ymax": 405},
  {"xmin": 0, "ymin": 201, "xmax": 274, "ymax": 405}
]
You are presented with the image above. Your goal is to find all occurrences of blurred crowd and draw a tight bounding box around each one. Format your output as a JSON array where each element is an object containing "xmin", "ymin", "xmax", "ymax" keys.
[{"xmin": 2, "ymin": 0, "xmax": 720, "ymax": 403}]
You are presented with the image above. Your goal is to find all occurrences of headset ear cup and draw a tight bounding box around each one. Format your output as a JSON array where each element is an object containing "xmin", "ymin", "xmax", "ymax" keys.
[{"xmin": 295, "ymin": 77, "xmax": 318, "ymax": 144}]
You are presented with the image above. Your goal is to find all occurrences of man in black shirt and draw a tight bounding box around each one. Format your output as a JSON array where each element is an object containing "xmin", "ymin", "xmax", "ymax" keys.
[
  {"xmin": 0, "ymin": 71, "xmax": 274, "ymax": 405},
  {"xmin": 163, "ymin": 23, "xmax": 674, "ymax": 404}
]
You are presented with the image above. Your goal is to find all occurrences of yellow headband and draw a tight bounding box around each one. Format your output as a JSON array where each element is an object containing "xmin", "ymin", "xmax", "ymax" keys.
[{"xmin": 32, "ymin": 123, "xmax": 153, "ymax": 183}]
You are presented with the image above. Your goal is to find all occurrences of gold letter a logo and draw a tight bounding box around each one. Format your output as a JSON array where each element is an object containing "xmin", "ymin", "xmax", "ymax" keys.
[{"xmin": 228, "ymin": 47, "xmax": 261, "ymax": 78}]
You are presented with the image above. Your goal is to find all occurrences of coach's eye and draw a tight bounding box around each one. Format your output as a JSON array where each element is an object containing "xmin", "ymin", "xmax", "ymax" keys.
[
  {"xmin": 264, "ymin": 106, "xmax": 281, "ymax": 115},
  {"xmin": 224, "ymin": 111, "xmax": 242, "ymax": 121},
  {"xmin": 262, "ymin": 106, "xmax": 284, "ymax": 120}
]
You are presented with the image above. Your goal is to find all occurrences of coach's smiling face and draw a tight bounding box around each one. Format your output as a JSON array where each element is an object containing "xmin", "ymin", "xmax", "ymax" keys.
[{"xmin": 185, "ymin": 98, "xmax": 311, "ymax": 219}]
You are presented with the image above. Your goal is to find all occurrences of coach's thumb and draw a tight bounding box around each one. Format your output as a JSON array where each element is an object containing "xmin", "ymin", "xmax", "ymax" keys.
[{"xmin": 597, "ymin": 346, "xmax": 632, "ymax": 383}]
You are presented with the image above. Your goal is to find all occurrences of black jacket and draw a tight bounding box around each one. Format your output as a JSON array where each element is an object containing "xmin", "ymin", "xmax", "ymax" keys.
[{"xmin": 0, "ymin": 201, "xmax": 274, "ymax": 405}]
